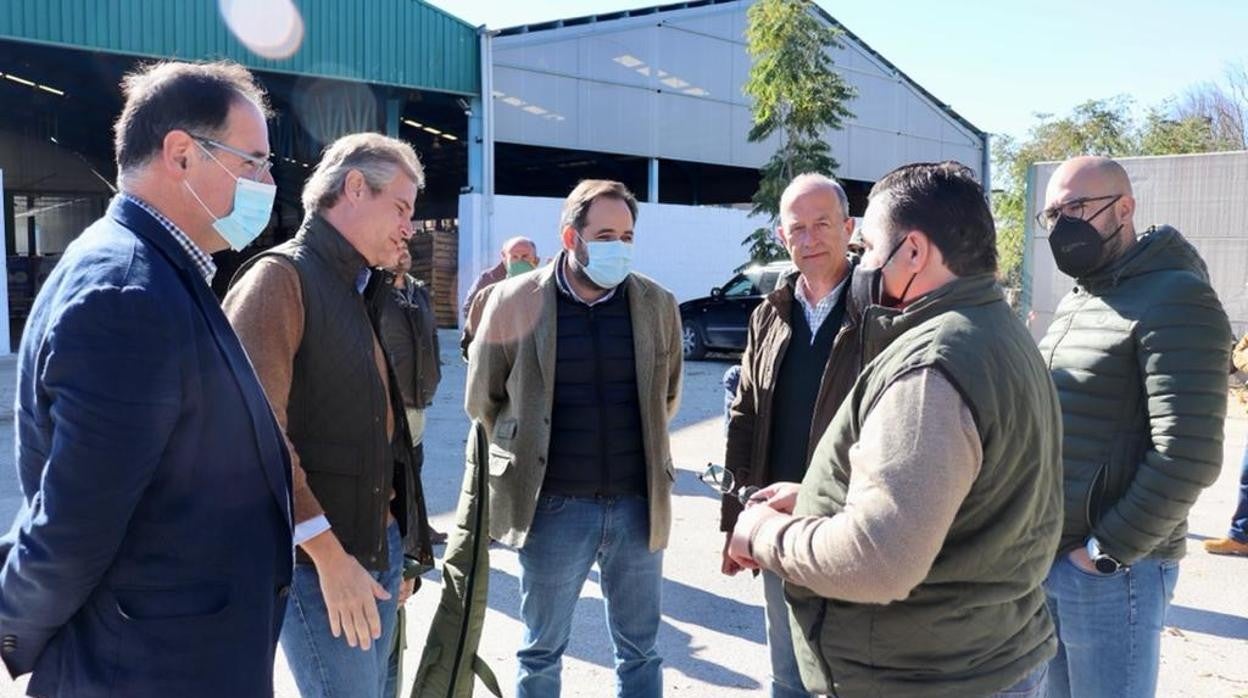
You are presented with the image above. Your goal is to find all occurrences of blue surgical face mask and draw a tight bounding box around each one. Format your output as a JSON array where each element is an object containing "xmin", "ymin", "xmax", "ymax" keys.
[
  {"xmin": 184, "ymin": 144, "xmax": 276, "ymax": 251},
  {"xmin": 576, "ymin": 236, "xmax": 633, "ymax": 289}
]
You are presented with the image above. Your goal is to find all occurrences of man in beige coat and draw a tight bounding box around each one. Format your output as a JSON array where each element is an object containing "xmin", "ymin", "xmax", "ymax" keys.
[{"xmin": 466, "ymin": 179, "xmax": 682, "ymax": 698}]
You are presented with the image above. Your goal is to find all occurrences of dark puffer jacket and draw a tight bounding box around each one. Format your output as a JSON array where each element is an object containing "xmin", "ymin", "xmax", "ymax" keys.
[{"xmin": 1038, "ymin": 225, "xmax": 1233, "ymax": 564}]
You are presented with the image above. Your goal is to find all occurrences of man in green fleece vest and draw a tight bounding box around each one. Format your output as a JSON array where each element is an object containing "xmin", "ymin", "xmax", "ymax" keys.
[
  {"xmin": 729, "ymin": 162, "xmax": 1064, "ymax": 697},
  {"xmin": 1036, "ymin": 156, "xmax": 1232, "ymax": 698}
]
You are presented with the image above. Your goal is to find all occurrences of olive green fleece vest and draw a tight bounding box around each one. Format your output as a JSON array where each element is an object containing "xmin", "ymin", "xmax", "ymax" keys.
[{"xmin": 788, "ymin": 274, "xmax": 1063, "ymax": 698}]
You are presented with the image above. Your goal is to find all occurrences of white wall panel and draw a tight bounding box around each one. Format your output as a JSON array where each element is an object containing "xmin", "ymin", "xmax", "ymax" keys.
[
  {"xmin": 492, "ymin": 65, "xmax": 580, "ymax": 149},
  {"xmin": 493, "ymin": 1, "xmax": 985, "ymax": 180}
]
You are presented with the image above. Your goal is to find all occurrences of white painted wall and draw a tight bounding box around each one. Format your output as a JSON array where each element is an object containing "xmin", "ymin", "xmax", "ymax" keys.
[
  {"xmin": 458, "ymin": 192, "xmax": 768, "ymax": 321},
  {"xmin": 1023, "ymin": 151, "xmax": 1248, "ymax": 342},
  {"xmin": 492, "ymin": 0, "xmax": 986, "ymax": 183}
]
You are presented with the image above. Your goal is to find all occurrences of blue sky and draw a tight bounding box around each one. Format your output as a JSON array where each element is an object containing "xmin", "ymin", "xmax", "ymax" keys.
[{"xmin": 429, "ymin": 0, "xmax": 1248, "ymax": 142}]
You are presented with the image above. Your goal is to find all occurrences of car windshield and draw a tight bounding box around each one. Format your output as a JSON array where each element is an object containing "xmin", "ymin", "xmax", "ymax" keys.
[{"xmin": 722, "ymin": 275, "xmax": 756, "ymax": 297}]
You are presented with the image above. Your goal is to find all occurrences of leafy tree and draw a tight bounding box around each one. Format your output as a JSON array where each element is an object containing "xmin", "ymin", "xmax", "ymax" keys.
[
  {"xmin": 741, "ymin": 0, "xmax": 855, "ymax": 265},
  {"xmin": 1171, "ymin": 62, "xmax": 1248, "ymax": 150},
  {"xmin": 995, "ymin": 80, "xmax": 1247, "ymax": 295}
]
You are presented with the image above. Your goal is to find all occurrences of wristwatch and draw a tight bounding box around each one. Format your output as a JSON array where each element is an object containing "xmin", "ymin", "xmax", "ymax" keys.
[{"xmin": 1085, "ymin": 537, "xmax": 1124, "ymax": 574}]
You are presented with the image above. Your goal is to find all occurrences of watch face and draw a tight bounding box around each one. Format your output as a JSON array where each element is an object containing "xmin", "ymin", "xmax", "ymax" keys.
[{"xmin": 1094, "ymin": 557, "xmax": 1119, "ymax": 574}]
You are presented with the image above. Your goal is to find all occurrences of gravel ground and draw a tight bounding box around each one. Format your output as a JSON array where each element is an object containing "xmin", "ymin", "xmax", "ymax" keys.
[{"xmin": 1, "ymin": 334, "xmax": 1245, "ymax": 697}]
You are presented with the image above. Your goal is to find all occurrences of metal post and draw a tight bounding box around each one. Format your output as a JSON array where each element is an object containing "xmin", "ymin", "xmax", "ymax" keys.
[
  {"xmin": 467, "ymin": 96, "xmax": 483, "ymax": 193},
  {"xmin": 385, "ymin": 97, "xmax": 401, "ymax": 138},
  {"xmin": 477, "ymin": 27, "xmax": 497, "ymax": 286},
  {"xmin": 648, "ymin": 158, "xmax": 660, "ymax": 203}
]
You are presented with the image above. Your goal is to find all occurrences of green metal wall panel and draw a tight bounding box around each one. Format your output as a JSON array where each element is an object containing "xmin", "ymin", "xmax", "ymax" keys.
[{"xmin": 0, "ymin": 0, "xmax": 479, "ymax": 95}]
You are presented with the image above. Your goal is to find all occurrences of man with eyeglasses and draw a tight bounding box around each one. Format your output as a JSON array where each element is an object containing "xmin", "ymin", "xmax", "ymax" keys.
[
  {"xmin": 0, "ymin": 61, "xmax": 292, "ymax": 695},
  {"xmin": 1036, "ymin": 156, "xmax": 1232, "ymax": 698}
]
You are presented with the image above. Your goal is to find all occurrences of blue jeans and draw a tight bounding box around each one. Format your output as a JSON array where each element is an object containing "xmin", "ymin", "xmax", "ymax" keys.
[
  {"xmin": 281, "ymin": 522, "xmax": 405, "ymax": 698},
  {"xmin": 1228, "ymin": 442, "xmax": 1248, "ymax": 542},
  {"xmin": 1043, "ymin": 554, "xmax": 1179, "ymax": 698},
  {"xmin": 762, "ymin": 571, "xmax": 812, "ymax": 698},
  {"xmin": 517, "ymin": 494, "xmax": 663, "ymax": 698},
  {"xmin": 992, "ymin": 664, "xmax": 1049, "ymax": 697}
]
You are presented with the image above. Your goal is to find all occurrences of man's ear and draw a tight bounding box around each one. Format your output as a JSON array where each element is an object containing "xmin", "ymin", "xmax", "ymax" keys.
[
  {"xmin": 904, "ymin": 231, "xmax": 930, "ymax": 272},
  {"xmin": 160, "ymin": 130, "xmax": 196, "ymax": 180},
  {"xmin": 1117, "ymin": 195, "xmax": 1136, "ymax": 226},
  {"xmin": 343, "ymin": 169, "xmax": 366, "ymax": 203}
]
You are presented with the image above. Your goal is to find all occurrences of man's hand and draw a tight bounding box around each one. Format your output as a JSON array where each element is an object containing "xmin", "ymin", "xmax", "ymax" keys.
[
  {"xmin": 398, "ymin": 577, "xmax": 417, "ymax": 605},
  {"xmin": 748, "ymin": 481, "xmax": 802, "ymax": 513},
  {"xmin": 721, "ymin": 532, "xmax": 743, "ymax": 576},
  {"xmin": 727, "ymin": 503, "xmax": 786, "ymax": 571},
  {"xmin": 1067, "ymin": 546, "xmax": 1102, "ymax": 575},
  {"xmin": 303, "ymin": 530, "xmax": 391, "ymax": 651}
]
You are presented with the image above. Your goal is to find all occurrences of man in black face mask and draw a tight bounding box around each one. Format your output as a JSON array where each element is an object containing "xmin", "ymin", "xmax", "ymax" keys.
[
  {"xmin": 728, "ymin": 162, "xmax": 1064, "ymax": 698},
  {"xmin": 1036, "ymin": 156, "xmax": 1232, "ymax": 698}
]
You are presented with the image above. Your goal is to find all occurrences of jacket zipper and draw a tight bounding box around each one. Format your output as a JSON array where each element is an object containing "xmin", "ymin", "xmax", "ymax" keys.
[
  {"xmin": 1045, "ymin": 292, "xmax": 1093, "ymax": 371},
  {"xmin": 590, "ymin": 306, "xmax": 609, "ymax": 495}
]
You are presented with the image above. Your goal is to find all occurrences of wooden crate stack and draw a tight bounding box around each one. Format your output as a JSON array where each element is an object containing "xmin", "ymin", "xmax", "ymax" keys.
[{"xmin": 409, "ymin": 222, "xmax": 459, "ymax": 329}]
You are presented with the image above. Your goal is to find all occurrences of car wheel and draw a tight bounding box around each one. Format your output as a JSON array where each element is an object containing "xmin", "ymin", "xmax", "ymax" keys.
[{"xmin": 682, "ymin": 322, "xmax": 708, "ymax": 360}]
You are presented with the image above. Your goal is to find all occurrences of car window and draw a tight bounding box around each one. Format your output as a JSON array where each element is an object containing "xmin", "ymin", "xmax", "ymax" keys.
[
  {"xmin": 722, "ymin": 275, "xmax": 756, "ymax": 297},
  {"xmin": 758, "ymin": 271, "xmax": 782, "ymax": 294}
]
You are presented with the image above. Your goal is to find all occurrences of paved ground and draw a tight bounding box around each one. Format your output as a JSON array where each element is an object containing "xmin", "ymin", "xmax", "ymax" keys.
[{"xmin": 1, "ymin": 332, "xmax": 1246, "ymax": 696}]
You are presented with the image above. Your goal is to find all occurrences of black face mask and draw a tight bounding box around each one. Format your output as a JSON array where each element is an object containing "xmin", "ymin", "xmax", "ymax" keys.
[
  {"xmin": 1048, "ymin": 197, "xmax": 1123, "ymax": 278},
  {"xmin": 849, "ymin": 235, "xmax": 917, "ymax": 313}
]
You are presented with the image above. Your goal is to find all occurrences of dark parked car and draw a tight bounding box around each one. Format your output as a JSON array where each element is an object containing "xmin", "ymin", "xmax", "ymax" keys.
[{"xmin": 679, "ymin": 261, "xmax": 792, "ymax": 360}]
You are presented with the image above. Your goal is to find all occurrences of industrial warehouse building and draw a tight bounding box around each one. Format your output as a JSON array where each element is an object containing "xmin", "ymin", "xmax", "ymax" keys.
[{"xmin": 0, "ymin": 0, "xmax": 987, "ymax": 352}]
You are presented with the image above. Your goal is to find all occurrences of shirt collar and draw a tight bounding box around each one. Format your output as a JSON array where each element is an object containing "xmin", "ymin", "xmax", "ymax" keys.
[
  {"xmin": 121, "ymin": 193, "xmax": 217, "ymax": 284},
  {"xmin": 795, "ymin": 274, "xmax": 847, "ymax": 312},
  {"xmin": 555, "ymin": 251, "xmax": 618, "ymax": 307}
]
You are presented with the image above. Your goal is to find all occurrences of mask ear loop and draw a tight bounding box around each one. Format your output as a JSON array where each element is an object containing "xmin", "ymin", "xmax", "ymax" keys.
[
  {"xmin": 879, "ymin": 234, "xmax": 917, "ymax": 307},
  {"xmin": 183, "ymin": 141, "xmax": 242, "ymax": 222}
]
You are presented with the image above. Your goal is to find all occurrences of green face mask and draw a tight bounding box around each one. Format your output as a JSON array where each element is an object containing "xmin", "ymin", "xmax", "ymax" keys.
[{"xmin": 506, "ymin": 260, "xmax": 536, "ymax": 277}]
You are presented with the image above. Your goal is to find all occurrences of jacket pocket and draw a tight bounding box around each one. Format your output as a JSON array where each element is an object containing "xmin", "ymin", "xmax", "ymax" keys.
[
  {"xmin": 113, "ymin": 583, "xmax": 230, "ymax": 621},
  {"xmin": 488, "ymin": 443, "xmax": 514, "ymax": 477}
]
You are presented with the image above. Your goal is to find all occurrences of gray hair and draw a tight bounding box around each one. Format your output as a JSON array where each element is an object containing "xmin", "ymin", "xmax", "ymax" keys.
[
  {"xmin": 502, "ymin": 236, "xmax": 537, "ymax": 255},
  {"xmin": 301, "ymin": 132, "xmax": 425, "ymax": 216},
  {"xmin": 779, "ymin": 173, "xmax": 849, "ymax": 220}
]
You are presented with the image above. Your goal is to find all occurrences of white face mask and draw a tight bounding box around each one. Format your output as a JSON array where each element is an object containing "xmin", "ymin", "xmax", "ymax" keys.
[{"xmin": 576, "ymin": 236, "xmax": 633, "ymax": 288}]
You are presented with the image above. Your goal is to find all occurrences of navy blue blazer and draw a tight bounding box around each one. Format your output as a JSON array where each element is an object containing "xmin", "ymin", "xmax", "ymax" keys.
[{"xmin": 0, "ymin": 197, "xmax": 293, "ymax": 696}]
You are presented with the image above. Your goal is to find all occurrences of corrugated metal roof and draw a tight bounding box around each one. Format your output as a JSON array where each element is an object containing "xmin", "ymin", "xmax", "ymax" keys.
[
  {"xmin": 0, "ymin": 0, "xmax": 479, "ymax": 95},
  {"xmin": 496, "ymin": 0, "xmax": 984, "ymax": 138}
]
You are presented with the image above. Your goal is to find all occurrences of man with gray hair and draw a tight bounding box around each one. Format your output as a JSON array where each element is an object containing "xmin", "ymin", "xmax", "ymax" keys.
[
  {"xmin": 225, "ymin": 132, "xmax": 429, "ymax": 697},
  {"xmin": 461, "ymin": 235, "xmax": 539, "ymax": 321},
  {"xmin": 461, "ymin": 236, "xmax": 541, "ymax": 359},
  {"xmin": 719, "ymin": 173, "xmax": 858, "ymax": 697}
]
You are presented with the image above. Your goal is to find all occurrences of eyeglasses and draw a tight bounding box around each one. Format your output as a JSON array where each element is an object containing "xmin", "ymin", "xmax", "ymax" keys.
[
  {"xmin": 698, "ymin": 463, "xmax": 760, "ymax": 504},
  {"xmin": 1034, "ymin": 194, "xmax": 1122, "ymax": 232},
  {"xmin": 189, "ymin": 133, "xmax": 274, "ymax": 180}
]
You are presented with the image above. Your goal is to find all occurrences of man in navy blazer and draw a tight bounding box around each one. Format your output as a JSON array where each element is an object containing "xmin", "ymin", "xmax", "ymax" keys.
[{"xmin": 0, "ymin": 61, "xmax": 293, "ymax": 696}]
